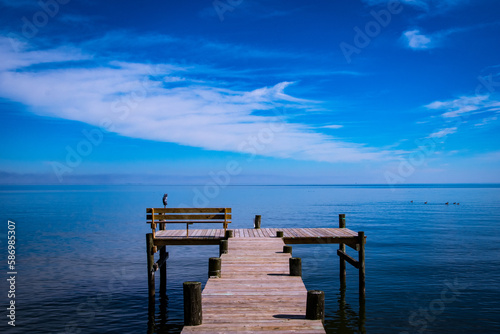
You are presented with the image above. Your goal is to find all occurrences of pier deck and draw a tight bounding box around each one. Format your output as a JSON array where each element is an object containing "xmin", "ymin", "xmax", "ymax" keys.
[
  {"xmin": 181, "ymin": 237, "xmax": 326, "ymax": 333},
  {"xmin": 155, "ymin": 227, "xmax": 360, "ymax": 248}
]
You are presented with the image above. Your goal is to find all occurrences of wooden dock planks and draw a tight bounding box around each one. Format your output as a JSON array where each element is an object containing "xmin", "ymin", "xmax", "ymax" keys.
[{"xmin": 181, "ymin": 237, "xmax": 326, "ymax": 334}]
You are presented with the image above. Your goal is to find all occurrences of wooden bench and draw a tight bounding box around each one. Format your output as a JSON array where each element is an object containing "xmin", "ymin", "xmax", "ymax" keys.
[{"xmin": 146, "ymin": 208, "xmax": 232, "ymax": 237}]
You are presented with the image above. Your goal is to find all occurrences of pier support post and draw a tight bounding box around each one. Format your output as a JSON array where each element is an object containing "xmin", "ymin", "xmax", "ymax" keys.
[
  {"xmin": 225, "ymin": 230, "xmax": 233, "ymax": 239},
  {"xmin": 276, "ymin": 230, "xmax": 284, "ymax": 238},
  {"xmin": 339, "ymin": 214, "xmax": 346, "ymax": 284},
  {"xmin": 358, "ymin": 231, "xmax": 366, "ymax": 302},
  {"xmin": 183, "ymin": 282, "xmax": 202, "ymax": 326},
  {"xmin": 283, "ymin": 245, "xmax": 292, "ymax": 254},
  {"xmin": 159, "ymin": 223, "xmax": 167, "ymax": 295},
  {"xmin": 254, "ymin": 215, "xmax": 261, "ymax": 229},
  {"xmin": 146, "ymin": 233, "xmax": 155, "ymax": 299},
  {"xmin": 209, "ymin": 257, "xmax": 221, "ymax": 278},
  {"xmin": 289, "ymin": 257, "xmax": 302, "ymax": 276},
  {"xmin": 219, "ymin": 240, "xmax": 228, "ymax": 256},
  {"xmin": 306, "ymin": 290, "xmax": 325, "ymax": 322}
]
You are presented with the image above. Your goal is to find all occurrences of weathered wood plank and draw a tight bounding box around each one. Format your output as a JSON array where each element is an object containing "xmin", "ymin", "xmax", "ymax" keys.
[
  {"xmin": 147, "ymin": 208, "xmax": 231, "ymax": 214},
  {"xmin": 181, "ymin": 237, "xmax": 326, "ymax": 333}
]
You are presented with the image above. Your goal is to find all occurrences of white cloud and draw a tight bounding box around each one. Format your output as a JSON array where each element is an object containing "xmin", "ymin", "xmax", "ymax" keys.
[
  {"xmin": 425, "ymin": 95, "xmax": 499, "ymax": 118},
  {"xmin": 402, "ymin": 29, "xmax": 433, "ymax": 49},
  {"xmin": 322, "ymin": 125, "xmax": 343, "ymax": 129},
  {"xmin": 428, "ymin": 127, "xmax": 457, "ymax": 138},
  {"xmin": 475, "ymin": 116, "xmax": 498, "ymax": 127},
  {"xmin": 0, "ymin": 36, "xmax": 391, "ymax": 164}
]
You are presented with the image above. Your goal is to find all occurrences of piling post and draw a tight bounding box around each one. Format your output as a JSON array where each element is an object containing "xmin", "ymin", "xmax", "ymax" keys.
[
  {"xmin": 146, "ymin": 233, "xmax": 155, "ymax": 299},
  {"xmin": 254, "ymin": 215, "xmax": 261, "ymax": 229},
  {"xmin": 306, "ymin": 290, "xmax": 325, "ymax": 322},
  {"xmin": 183, "ymin": 281, "xmax": 202, "ymax": 326},
  {"xmin": 225, "ymin": 230, "xmax": 233, "ymax": 239},
  {"xmin": 276, "ymin": 230, "xmax": 284, "ymax": 238},
  {"xmin": 209, "ymin": 257, "xmax": 221, "ymax": 278},
  {"xmin": 339, "ymin": 214, "xmax": 346, "ymax": 284},
  {"xmin": 159, "ymin": 223, "xmax": 167, "ymax": 295},
  {"xmin": 289, "ymin": 257, "xmax": 302, "ymax": 276},
  {"xmin": 358, "ymin": 231, "xmax": 366, "ymax": 302},
  {"xmin": 219, "ymin": 240, "xmax": 228, "ymax": 256},
  {"xmin": 283, "ymin": 245, "xmax": 292, "ymax": 254}
]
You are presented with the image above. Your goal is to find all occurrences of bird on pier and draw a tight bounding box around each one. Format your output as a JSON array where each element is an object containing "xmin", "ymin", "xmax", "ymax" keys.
[
  {"xmin": 453, "ymin": 202, "xmax": 456, "ymax": 205},
  {"xmin": 445, "ymin": 202, "xmax": 449, "ymax": 205},
  {"xmin": 424, "ymin": 201, "xmax": 428, "ymax": 204},
  {"xmin": 163, "ymin": 193, "xmax": 168, "ymax": 208}
]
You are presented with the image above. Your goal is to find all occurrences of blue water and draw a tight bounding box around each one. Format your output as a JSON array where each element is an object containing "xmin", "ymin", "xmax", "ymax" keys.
[{"xmin": 1, "ymin": 185, "xmax": 499, "ymax": 333}]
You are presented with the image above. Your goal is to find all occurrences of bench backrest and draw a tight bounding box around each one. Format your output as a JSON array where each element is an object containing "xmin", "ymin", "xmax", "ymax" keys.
[{"xmin": 146, "ymin": 208, "xmax": 232, "ymax": 237}]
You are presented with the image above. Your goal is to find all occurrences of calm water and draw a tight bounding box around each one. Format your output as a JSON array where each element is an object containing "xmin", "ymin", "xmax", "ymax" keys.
[{"xmin": 1, "ymin": 184, "xmax": 499, "ymax": 333}]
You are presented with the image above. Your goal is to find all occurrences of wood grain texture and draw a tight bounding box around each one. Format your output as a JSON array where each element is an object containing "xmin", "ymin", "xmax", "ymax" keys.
[{"xmin": 181, "ymin": 237, "xmax": 325, "ymax": 333}]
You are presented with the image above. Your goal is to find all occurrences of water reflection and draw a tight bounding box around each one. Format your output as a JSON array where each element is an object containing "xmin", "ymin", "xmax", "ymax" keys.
[{"xmin": 324, "ymin": 282, "xmax": 366, "ymax": 334}]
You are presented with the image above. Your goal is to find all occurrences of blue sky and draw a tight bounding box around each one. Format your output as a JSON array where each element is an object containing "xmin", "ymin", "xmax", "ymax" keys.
[{"xmin": 0, "ymin": 0, "xmax": 499, "ymax": 185}]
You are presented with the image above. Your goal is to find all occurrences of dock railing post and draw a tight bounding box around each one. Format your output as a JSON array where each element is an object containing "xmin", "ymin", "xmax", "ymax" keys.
[
  {"xmin": 276, "ymin": 230, "xmax": 284, "ymax": 238},
  {"xmin": 146, "ymin": 233, "xmax": 155, "ymax": 299},
  {"xmin": 306, "ymin": 290, "xmax": 325, "ymax": 322},
  {"xmin": 283, "ymin": 245, "xmax": 292, "ymax": 254},
  {"xmin": 209, "ymin": 257, "xmax": 221, "ymax": 278},
  {"xmin": 183, "ymin": 281, "xmax": 202, "ymax": 326},
  {"xmin": 339, "ymin": 214, "xmax": 346, "ymax": 284},
  {"xmin": 358, "ymin": 231, "xmax": 366, "ymax": 303},
  {"xmin": 254, "ymin": 215, "xmax": 261, "ymax": 229},
  {"xmin": 289, "ymin": 257, "xmax": 302, "ymax": 276},
  {"xmin": 219, "ymin": 240, "xmax": 228, "ymax": 256}
]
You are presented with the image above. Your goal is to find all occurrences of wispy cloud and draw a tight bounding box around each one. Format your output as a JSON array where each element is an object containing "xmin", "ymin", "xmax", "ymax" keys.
[
  {"xmin": 425, "ymin": 95, "xmax": 500, "ymax": 118},
  {"xmin": 402, "ymin": 29, "xmax": 433, "ymax": 49},
  {"xmin": 322, "ymin": 124, "xmax": 344, "ymax": 129},
  {"xmin": 0, "ymin": 35, "xmax": 391, "ymax": 164},
  {"xmin": 428, "ymin": 127, "xmax": 457, "ymax": 138},
  {"xmin": 402, "ymin": 22, "xmax": 500, "ymax": 50}
]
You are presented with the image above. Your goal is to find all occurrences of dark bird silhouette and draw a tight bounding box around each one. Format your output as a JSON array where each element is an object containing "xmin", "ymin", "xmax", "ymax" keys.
[
  {"xmin": 453, "ymin": 202, "xmax": 456, "ymax": 205},
  {"xmin": 424, "ymin": 201, "xmax": 427, "ymax": 204},
  {"xmin": 411, "ymin": 200, "xmax": 413, "ymax": 203},
  {"xmin": 162, "ymin": 193, "xmax": 168, "ymax": 208},
  {"xmin": 457, "ymin": 203, "xmax": 460, "ymax": 205},
  {"xmin": 445, "ymin": 202, "xmax": 449, "ymax": 205}
]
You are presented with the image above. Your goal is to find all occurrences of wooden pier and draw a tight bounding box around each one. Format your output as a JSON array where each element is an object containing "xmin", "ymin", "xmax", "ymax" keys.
[
  {"xmin": 182, "ymin": 237, "xmax": 326, "ymax": 333},
  {"xmin": 146, "ymin": 210, "xmax": 366, "ymax": 333}
]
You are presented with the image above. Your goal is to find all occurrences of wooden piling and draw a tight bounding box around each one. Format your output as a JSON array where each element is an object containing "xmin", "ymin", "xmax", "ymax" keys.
[
  {"xmin": 289, "ymin": 257, "xmax": 302, "ymax": 276},
  {"xmin": 276, "ymin": 230, "xmax": 284, "ymax": 238},
  {"xmin": 219, "ymin": 240, "xmax": 228, "ymax": 256},
  {"xmin": 283, "ymin": 245, "xmax": 292, "ymax": 254},
  {"xmin": 254, "ymin": 215, "xmax": 261, "ymax": 229},
  {"xmin": 358, "ymin": 231, "xmax": 365, "ymax": 302},
  {"xmin": 209, "ymin": 257, "xmax": 221, "ymax": 278},
  {"xmin": 183, "ymin": 281, "xmax": 202, "ymax": 326},
  {"xmin": 306, "ymin": 290, "xmax": 325, "ymax": 322},
  {"xmin": 339, "ymin": 214, "xmax": 346, "ymax": 283},
  {"xmin": 146, "ymin": 233, "xmax": 155, "ymax": 298},
  {"xmin": 225, "ymin": 230, "xmax": 233, "ymax": 238},
  {"xmin": 159, "ymin": 223, "xmax": 167, "ymax": 295}
]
